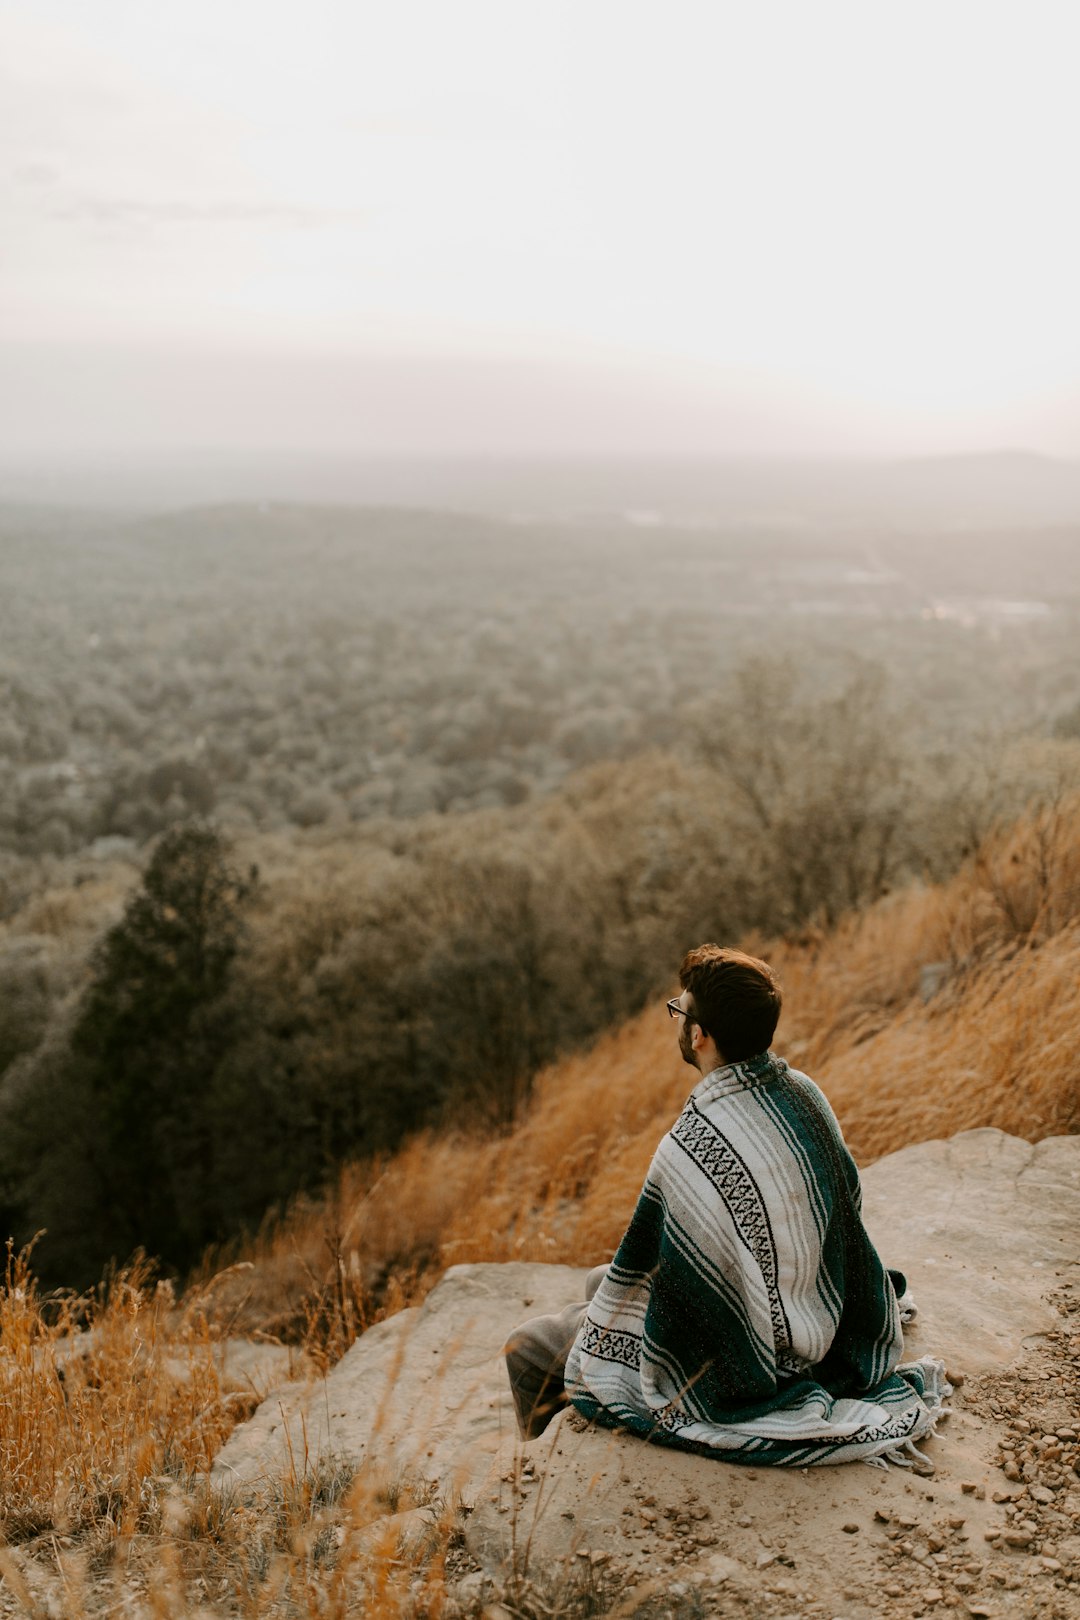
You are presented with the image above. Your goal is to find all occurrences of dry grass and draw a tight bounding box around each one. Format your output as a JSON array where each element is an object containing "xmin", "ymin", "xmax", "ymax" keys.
[{"xmin": 0, "ymin": 1241, "xmax": 470, "ymax": 1617}]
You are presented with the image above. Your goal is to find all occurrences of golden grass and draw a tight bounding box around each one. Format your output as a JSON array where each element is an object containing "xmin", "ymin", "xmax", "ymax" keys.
[{"xmin": 0, "ymin": 1241, "xmax": 469, "ymax": 1617}]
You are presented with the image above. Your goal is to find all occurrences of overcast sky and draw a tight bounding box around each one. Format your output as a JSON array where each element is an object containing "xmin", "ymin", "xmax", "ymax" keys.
[{"xmin": 2, "ymin": 0, "xmax": 1079, "ymax": 460}]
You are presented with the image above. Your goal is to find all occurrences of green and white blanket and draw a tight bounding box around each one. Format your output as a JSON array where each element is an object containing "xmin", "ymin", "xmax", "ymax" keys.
[{"xmin": 565, "ymin": 1053, "xmax": 949, "ymax": 1467}]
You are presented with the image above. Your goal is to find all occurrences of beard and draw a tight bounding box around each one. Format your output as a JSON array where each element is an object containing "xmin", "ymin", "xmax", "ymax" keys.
[{"xmin": 678, "ymin": 1017, "xmax": 698, "ymax": 1069}]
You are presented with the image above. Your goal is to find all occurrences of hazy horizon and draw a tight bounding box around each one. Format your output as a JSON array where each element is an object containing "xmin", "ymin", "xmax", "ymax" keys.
[{"xmin": 5, "ymin": 440, "xmax": 1080, "ymax": 526}]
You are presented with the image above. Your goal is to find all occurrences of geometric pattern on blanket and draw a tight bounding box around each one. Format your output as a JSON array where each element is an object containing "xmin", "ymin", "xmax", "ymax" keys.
[{"xmin": 564, "ymin": 1051, "xmax": 950, "ymax": 1466}]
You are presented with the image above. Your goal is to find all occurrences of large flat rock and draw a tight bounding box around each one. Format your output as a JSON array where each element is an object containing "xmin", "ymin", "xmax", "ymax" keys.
[
  {"xmin": 212, "ymin": 1130, "xmax": 1080, "ymax": 1619},
  {"xmin": 859, "ymin": 1128, "xmax": 1079, "ymax": 1373}
]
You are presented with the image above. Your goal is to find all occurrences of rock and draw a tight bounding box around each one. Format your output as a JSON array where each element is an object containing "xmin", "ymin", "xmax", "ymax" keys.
[
  {"xmin": 209, "ymin": 1130, "xmax": 1080, "ymax": 1612},
  {"xmin": 450, "ymin": 1571, "xmax": 487, "ymax": 1604},
  {"xmin": 211, "ymin": 1336, "xmax": 310, "ymax": 1396},
  {"xmin": 212, "ymin": 1262, "xmax": 591, "ymax": 1494},
  {"xmin": 51, "ymin": 1328, "xmax": 307, "ymax": 1398},
  {"xmin": 857, "ymin": 1130, "xmax": 1079, "ymax": 1374}
]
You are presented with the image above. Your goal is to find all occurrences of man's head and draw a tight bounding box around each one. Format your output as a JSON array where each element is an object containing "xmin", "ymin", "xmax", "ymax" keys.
[{"xmin": 674, "ymin": 944, "xmax": 782, "ymax": 1071}]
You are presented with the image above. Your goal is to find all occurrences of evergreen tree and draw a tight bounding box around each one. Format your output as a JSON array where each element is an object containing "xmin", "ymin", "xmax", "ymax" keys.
[{"xmin": 71, "ymin": 820, "xmax": 256, "ymax": 1268}]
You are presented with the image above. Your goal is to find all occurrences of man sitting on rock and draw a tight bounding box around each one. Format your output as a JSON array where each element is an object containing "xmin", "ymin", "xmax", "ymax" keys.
[{"xmin": 504, "ymin": 944, "xmax": 948, "ymax": 1466}]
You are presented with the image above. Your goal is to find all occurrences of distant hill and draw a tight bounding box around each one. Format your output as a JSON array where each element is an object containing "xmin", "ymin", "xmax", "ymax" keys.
[{"xmin": 4, "ymin": 449, "xmax": 1080, "ymax": 529}]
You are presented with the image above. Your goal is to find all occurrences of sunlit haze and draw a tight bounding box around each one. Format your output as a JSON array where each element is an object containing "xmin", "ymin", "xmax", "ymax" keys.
[{"xmin": 2, "ymin": 0, "xmax": 1079, "ymax": 463}]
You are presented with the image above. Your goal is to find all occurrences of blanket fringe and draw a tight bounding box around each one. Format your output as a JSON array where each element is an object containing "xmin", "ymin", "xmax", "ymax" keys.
[{"xmin": 867, "ymin": 1436, "xmax": 937, "ymax": 1473}]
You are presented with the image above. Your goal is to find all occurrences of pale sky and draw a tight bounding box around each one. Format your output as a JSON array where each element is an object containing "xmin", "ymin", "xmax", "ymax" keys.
[{"xmin": 2, "ymin": 0, "xmax": 1079, "ymax": 459}]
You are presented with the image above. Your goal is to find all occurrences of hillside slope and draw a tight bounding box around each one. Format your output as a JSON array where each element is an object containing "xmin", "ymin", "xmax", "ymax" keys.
[{"xmin": 227, "ymin": 789, "xmax": 1080, "ymax": 1341}]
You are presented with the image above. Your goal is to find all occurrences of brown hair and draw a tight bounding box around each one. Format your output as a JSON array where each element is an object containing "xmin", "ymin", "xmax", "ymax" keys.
[{"xmin": 679, "ymin": 944, "xmax": 782, "ymax": 1063}]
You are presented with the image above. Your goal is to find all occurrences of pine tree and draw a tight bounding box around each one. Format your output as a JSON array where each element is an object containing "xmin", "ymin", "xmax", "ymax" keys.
[{"xmin": 71, "ymin": 820, "xmax": 256, "ymax": 1268}]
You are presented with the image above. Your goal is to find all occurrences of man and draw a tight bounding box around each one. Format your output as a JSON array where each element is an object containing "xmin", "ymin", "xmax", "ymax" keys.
[{"xmin": 504, "ymin": 944, "xmax": 948, "ymax": 1466}]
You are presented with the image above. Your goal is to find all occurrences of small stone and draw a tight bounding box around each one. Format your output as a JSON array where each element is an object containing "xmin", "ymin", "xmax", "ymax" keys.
[
  {"xmin": 961, "ymin": 1482, "xmax": 978, "ymax": 1494},
  {"xmin": 927, "ymin": 1533, "xmax": 946, "ymax": 1552},
  {"xmin": 1030, "ymin": 1486, "xmax": 1055, "ymax": 1504},
  {"xmin": 884, "ymin": 1586, "xmax": 904, "ymax": 1598},
  {"xmin": 991, "ymin": 1491, "xmax": 1015, "ymax": 1504},
  {"xmin": 1003, "ymin": 1463, "xmax": 1022, "ymax": 1482},
  {"xmin": 756, "ymin": 1551, "xmax": 776, "ymax": 1569},
  {"xmin": 974, "ymin": 1486, "xmax": 986, "ymax": 1500},
  {"xmin": 948, "ymin": 1515, "xmax": 966, "ymax": 1529},
  {"xmin": 1003, "ymin": 1530, "xmax": 1032, "ymax": 1547},
  {"xmin": 954, "ymin": 1576, "xmax": 976, "ymax": 1592},
  {"xmin": 737, "ymin": 1514, "xmax": 753, "ymax": 1528},
  {"xmin": 924, "ymin": 1588, "xmax": 944, "ymax": 1605},
  {"xmin": 965, "ymin": 1608, "xmax": 993, "ymax": 1619},
  {"xmin": 1039, "ymin": 1556, "xmax": 1063, "ymax": 1572},
  {"xmin": 898, "ymin": 1516, "xmax": 919, "ymax": 1529},
  {"xmin": 874, "ymin": 1509, "xmax": 891, "ymax": 1523},
  {"xmin": 842, "ymin": 1522, "xmax": 859, "ymax": 1534}
]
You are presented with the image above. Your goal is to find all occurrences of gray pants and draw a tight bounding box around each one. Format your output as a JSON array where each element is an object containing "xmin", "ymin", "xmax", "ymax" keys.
[{"xmin": 503, "ymin": 1264, "xmax": 609, "ymax": 1440}]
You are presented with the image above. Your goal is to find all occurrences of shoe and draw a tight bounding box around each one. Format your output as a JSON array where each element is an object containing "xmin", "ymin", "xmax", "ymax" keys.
[{"xmin": 505, "ymin": 1349, "xmax": 569, "ymax": 1440}]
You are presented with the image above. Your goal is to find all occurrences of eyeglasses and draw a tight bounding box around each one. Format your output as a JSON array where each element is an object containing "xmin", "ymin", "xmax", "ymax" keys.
[{"xmin": 666, "ymin": 998, "xmax": 693, "ymax": 1021}]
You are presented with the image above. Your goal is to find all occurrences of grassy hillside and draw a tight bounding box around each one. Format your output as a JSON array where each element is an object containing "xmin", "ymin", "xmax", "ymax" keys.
[{"xmin": 222, "ymin": 785, "xmax": 1080, "ymax": 1347}]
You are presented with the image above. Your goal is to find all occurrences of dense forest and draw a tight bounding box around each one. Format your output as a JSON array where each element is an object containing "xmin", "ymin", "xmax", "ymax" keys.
[
  {"xmin": 1, "ymin": 498, "xmax": 1079, "ymax": 1285},
  {"xmin": 2, "ymin": 501, "xmax": 1079, "ymax": 864}
]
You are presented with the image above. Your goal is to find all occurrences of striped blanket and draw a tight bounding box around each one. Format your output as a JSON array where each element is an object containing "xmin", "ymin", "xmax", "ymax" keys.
[{"xmin": 564, "ymin": 1053, "xmax": 949, "ymax": 1466}]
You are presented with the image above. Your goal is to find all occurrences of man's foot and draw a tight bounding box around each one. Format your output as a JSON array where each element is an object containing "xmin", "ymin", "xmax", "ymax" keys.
[
  {"xmin": 517, "ymin": 1385, "xmax": 569, "ymax": 1441},
  {"xmin": 505, "ymin": 1349, "xmax": 570, "ymax": 1440}
]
